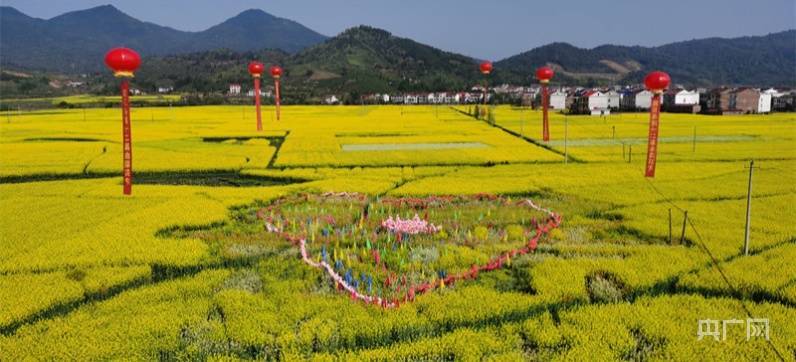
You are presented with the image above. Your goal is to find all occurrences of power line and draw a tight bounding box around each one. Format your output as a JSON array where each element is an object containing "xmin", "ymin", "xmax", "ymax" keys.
[{"xmin": 643, "ymin": 178, "xmax": 787, "ymax": 361}]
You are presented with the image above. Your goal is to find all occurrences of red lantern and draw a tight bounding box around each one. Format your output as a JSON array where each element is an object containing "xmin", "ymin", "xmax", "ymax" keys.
[
  {"xmin": 643, "ymin": 71, "xmax": 670, "ymax": 178},
  {"xmin": 104, "ymin": 47, "xmax": 141, "ymax": 195},
  {"xmin": 104, "ymin": 48, "xmax": 141, "ymax": 78},
  {"xmin": 248, "ymin": 61, "xmax": 264, "ymax": 77},
  {"xmin": 270, "ymin": 66, "xmax": 283, "ymax": 121},
  {"xmin": 249, "ymin": 61, "xmax": 265, "ymax": 131},
  {"xmin": 644, "ymin": 71, "xmax": 671, "ymax": 92},
  {"xmin": 536, "ymin": 66, "xmax": 555, "ymax": 142},
  {"xmin": 270, "ymin": 66, "xmax": 282, "ymax": 78},
  {"xmin": 535, "ymin": 66, "xmax": 554, "ymax": 83},
  {"xmin": 479, "ymin": 61, "xmax": 493, "ymax": 75}
]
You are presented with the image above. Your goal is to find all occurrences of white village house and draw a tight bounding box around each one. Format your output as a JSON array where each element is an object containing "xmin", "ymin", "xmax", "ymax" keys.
[
  {"xmin": 549, "ymin": 90, "xmax": 568, "ymax": 110},
  {"xmin": 605, "ymin": 90, "xmax": 621, "ymax": 109},
  {"xmin": 587, "ymin": 91, "xmax": 607, "ymax": 110},
  {"xmin": 634, "ymin": 90, "xmax": 666, "ymax": 109},
  {"xmin": 228, "ymin": 84, "xmax": 241, "ymax": 95},
  {"xmin": 758, "ymin": 91, "xmax": 772, "ymax": 113},
  {"xmin": 674, "ymin": 90, "xmax": 699, "ymax": 105},
  {"xmin": 246, "ymin": 89, "xmax": 270, "ymax": 97}
]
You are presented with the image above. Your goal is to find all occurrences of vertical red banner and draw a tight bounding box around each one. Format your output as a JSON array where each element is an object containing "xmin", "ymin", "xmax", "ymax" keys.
[
  {"xmin": 254, "ymin": 77, "xmax": 262, "ymax": 131},
  {"xmin": 274, "ymin": 78, "xmax": 281, "ymax": 121},
  {"xmin": 645, "ymin": 94, "xmax": 661, "ymax": 177},
  {"xmin": 542, "ymin": 84, "xmax": 550, "ymax": 142},
  {"xmin": 120, "ymin": 79, "xmax": 133, "ymax": 195}
]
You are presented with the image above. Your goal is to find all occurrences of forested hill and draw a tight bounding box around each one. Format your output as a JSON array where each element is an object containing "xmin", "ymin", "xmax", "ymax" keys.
[{"xmin": 495, "ymin": 30, "xmax": 796, "ymax": 87}]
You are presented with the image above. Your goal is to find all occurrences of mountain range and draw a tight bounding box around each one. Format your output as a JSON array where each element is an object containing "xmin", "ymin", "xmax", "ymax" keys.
[
  {"xmin": 0, "ymin": 5, "xmax": 326, "ymax": 72},
  {"xmin": 1, "ymin": 4, "xmax": 794, "ymax": 97}
]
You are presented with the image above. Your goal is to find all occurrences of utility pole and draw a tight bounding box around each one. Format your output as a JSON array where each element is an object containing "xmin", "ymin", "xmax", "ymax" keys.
[
  {"xmin": 692, "ymin": 126, "xmax": 697, "ymax": 153},
  {"xmin": 668, "ymin": 208, "xmax": 673, "ymax": 244},
  {"xmin": 564, "ymin": 116, "xmax": 569, "ymax": 164},
  {"xmin": 743, "ymin": 160, "xmax": 754, "ymax": 255},
  {"xmin": 628, "ymin": 145, "xmax": 632, "ymax": 163},
  {"xmin": 612, "ymin": 125, "xmax": 616, "ymax": 139},
  {"xmin": 680, "ymin": 210, "xmax": 688, "ymax": 245}
]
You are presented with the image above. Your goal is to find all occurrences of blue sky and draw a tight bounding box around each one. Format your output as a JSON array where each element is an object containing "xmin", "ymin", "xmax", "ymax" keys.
[{"xmin": 3, "ymin": 0, "xmax": 794, "ymax": 60}]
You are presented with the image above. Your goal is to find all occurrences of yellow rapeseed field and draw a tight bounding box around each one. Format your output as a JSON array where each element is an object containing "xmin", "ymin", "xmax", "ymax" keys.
[{"xmin": 0, "ymin": 104, "xmax": 794, "ymax": 360}]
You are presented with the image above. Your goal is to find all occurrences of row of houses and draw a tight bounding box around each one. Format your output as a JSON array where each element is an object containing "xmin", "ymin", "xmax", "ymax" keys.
[
  {"xmin": 229, "ymin": 84, "xmax": 272, "ymax": 97},
  {"xmin": 550, "ymin": 87, "xmax": 792, "ymax": 115},
  {"xmin": 227, "ymin": 81, "xmax": 794, "ymax": 113},
  {"xmin": 324, "ymin": 92, "xmax": 493, "ymax": 105}
]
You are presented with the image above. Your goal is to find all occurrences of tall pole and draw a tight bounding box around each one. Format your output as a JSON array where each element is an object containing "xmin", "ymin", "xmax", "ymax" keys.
[
  {"xmin": 564, "ymin": 116, "xmax": 568, "ymax": 164},
  {"xmin": 105, "ymin": 47, "xmax": 140, "ymax": 196},
  {"xmin": 121, "ymin": 79, "xmax": 133, "ymax": 195},
  {"xmin": 274, "ymin": 77, "xmax": 281, "ymax": 121},
  {"xmin": 482, "ymin": 77, "xmax": 488, "ymax": 121},
  {"xmin": 536, "ymin": 66, "xmax": 554, "ymax": 141},
  {"xmin": 249, "ymin": 61, "xmax": 264, "ymax": 131},
  {"xmin": 271, "ymin": 66, "xmax": 283, "ymax": 121},
  {"xmin": 645, "ymin": 92, "xmax": 661, "ymax": 177},
  {"xmin": 254, "ymin": 77, "xmax": 262, "ymax": 131},
  {"xmin": 643, "ymin": 71, "xmax": 670, "ymax": 178},
  {"xmin": 542, "ymin": 83, "xmax": 550, "ymax": 141},
  {"xmin": 743, "ymin": 160, "xmax": 754, "ymax": 255},
  {"xmin": 479, "ymin": 61, "xmax": 492, "ymax": 119}
]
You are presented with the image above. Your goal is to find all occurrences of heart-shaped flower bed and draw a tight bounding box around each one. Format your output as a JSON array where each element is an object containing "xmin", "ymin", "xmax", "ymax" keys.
[{"xmin": 257, "ymin": 193, "xmax": 562, "ymax": 308}]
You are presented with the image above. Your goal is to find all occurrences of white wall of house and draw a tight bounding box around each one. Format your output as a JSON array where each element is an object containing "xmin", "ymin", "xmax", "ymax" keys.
[
  {"xmin": 588, "ymin": 92, "xmax": 608, "ymax": 110},
  {"xmin": 635, "ymin": 90, "xmax": 665, "ymax": 109},
  {"xmin": 758, "ymin": 92, "xmax": 772, "ymax": 113},
  {"xmin": 605, "ymin": 91, "xmax": 621, "ymax": 109},
  {"xmin": 675, "ymin": 90, "xmax": 699, "ymax": 105},
  {"xmin": 550, "ymin": 91, "xmax": 567, "ymax": 110}
]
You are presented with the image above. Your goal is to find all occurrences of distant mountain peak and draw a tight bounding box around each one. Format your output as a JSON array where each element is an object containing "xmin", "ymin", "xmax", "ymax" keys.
[
  {"xmin": 0, "ymin": 5, "xmax": 327, "ymax": 71},
  {"xmin": 57, "ymin": 4, "xmax": 126, "ymax": 17},
  {"xmin": 0, "ymin": 5, "xmax": 35, "ymax": 19},
  {"xmin": 233, "ymin": 8, "xmax": 276, "ymax": 19},
  {"xmin": 340, "ymin": 25, "xmax": 392, "ymax": 38}
]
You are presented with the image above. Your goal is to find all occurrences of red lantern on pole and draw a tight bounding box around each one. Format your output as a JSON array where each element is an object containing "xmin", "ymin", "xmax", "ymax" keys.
[
  {"xmin": 248, "ymin": 61, "xmax": 265, "ymax": 131},
  {"xmin": 479, "ymin": 61, "xmax": 492, "ymax": 106},
  {"xmin": 536, "ymin": 66, "xmax": 554, "ymax": 142},
  {"xmin": 270, "ymin": 65, "xmax": 283, "ymax": 121},
  {"xmin": 104, "ymin": 47, "xmax": 141, "ymax": 195},
  {"xmin": 643, "ymin": 71, "xmax": 671, "ymax": 178}
]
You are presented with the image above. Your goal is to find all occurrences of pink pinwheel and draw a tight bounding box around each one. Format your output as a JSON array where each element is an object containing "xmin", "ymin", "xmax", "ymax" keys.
[{"xmin": 381, "ymin": 214, "xmax": 440, "ymax": 236}]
